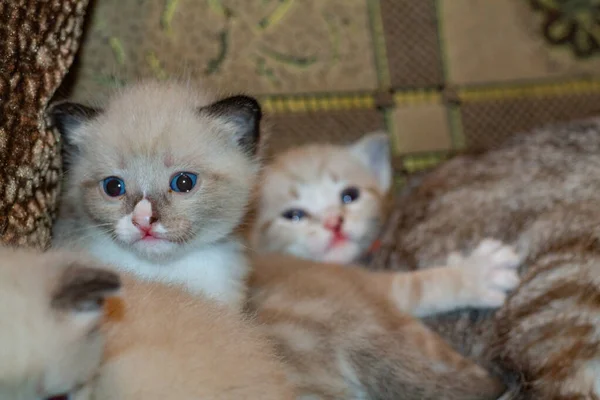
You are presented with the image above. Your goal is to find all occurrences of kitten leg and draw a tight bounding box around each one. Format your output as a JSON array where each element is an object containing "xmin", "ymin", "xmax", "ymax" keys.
[
  {"xmin": 347, "ymin": 318, "xmax": 506, "ymax": 400},
  {"xmin": 366, "ymin": 238, "xmax": 522, "ymax": 317}
]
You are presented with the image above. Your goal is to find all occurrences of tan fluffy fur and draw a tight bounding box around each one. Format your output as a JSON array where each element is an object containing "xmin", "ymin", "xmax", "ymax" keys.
[
  {"xmin": 91, "ymin": 275, "xmax": 295, "ymax": 399},
  {"xmin": 0, "ymin": 247, "xmax": 120, "ymax": 400}
]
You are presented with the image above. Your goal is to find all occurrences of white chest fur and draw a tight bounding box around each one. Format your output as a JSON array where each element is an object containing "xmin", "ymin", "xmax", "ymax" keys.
[{"xmin": 53, "ymin": 220, "xmax": 249, "ymax": 310}]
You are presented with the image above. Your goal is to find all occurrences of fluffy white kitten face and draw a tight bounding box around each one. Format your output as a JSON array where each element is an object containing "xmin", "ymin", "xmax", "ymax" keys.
[
  {"xmin": 50, "ymin": 81, "xmax": 262, "ymax": 260},
  {"xmin": 251, "ymin": 133, "xmax": 392, "ymax": 264},
  {"xmin": 0, "ymin": 247, "xmax": 120, "ymax": 400}
]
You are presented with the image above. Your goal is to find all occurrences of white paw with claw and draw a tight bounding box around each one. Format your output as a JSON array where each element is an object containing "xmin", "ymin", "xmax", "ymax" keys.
[{"xmin": 448, "ymin": 239, "xmax": 522, "ymax": 308}]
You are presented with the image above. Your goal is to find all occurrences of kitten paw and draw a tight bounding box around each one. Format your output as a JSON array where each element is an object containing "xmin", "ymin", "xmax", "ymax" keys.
[{"xmin": 457, "ymin": 239, "xmax": 522, "ymax": 308}]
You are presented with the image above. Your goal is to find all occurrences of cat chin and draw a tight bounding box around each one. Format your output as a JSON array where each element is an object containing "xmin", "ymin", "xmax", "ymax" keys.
[
  {"xmin": 321, "ymin": 241, "xmax": 363, "ymax": 264},
  {"xmin": 128, "ymin": 238, "xmax": 180, "ymax": 258},
  {"xmin": 296, "ymin": 237, "xmax": 364, "ymax": 264}
]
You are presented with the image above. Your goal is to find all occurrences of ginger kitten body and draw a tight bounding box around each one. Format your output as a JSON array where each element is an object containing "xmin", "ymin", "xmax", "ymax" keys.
[
  {"xmin": 0, "ymin": 247, "xmax": 120, "ymax": 400},
  {"xmin": 249, "ymin": 134, "xmax": 523, "ymax": 398},
  {"xmin": 91, "ymin": 275, "xmax": 295, "ymax": 399},
  {"xmin": 51, "ymin": 81, "xmax": 262, "ymax": 309},
  {"xmin": 249, "ymin": 248, "xmax": 516, "ymax": 400}
]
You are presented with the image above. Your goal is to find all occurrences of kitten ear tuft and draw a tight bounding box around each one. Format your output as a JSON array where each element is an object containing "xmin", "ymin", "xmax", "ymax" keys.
[
  {"xmin": 51, "ymin": 264, "xmax": 121, "ymax": 318},
  {"xmin": 47, "ymin": 101, "xmax": 102, "ymax": 150},
  {"xmin": 350, "ymin": 131, "xmax": 392, "ymax": 193},
  {"xmin": 199, "ymin": 95, "xmax": 262, "ymax": 156}
]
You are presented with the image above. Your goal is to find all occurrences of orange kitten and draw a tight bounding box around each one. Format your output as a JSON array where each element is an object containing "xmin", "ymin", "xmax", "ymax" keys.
[
  {"xmin": 90, "ymin": 275, "xmax": 295, "ymax": 399},
  {"xmin": 0, "ymin": 247, "xmax": 120, "ymax": 400},
  {"xmin": 252, "ymin": 133, "xmax": 521, "ymax": 313},
  {"xmin": 248, "ymin": 134, "xmax": 523, "ymax": 398}
]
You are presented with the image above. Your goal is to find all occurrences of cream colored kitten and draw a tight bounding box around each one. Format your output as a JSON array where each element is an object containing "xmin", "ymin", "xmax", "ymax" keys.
[
  {"xmin": 50, "ymin": 81, "xmax": 262, "ymax": 310},
  {"xmin": 0, "ymin": 246, "xmax": 120, "ymax": 400},
  {"xmin": 89, "ymin": 274, "xmax": 295, "ymax": 399},
  {"xmin": 251, "ymin": 132, "xmax": 391, "ymax": 264}
]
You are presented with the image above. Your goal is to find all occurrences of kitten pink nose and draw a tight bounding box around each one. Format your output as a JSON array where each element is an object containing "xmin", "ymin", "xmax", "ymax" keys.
[
  {"xmin": 133, "ymin": 215, "xmax": 157, "ymax": 231},
  {"xmin": 132, "ymin": 199, "xmax": 157, "ymax": 231},
  {"xmin": 324, "ymin": 215, "xmax": 344, "ymax": 232}
]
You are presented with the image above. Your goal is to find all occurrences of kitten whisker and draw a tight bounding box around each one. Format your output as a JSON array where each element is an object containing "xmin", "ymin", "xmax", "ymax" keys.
[
  {"xmin": 61, "ymin": 224, "xmax": 115, "ymax": 248},
  {"xmin": 62, "ymin": 222, "xmax": 113, "ymax": 235}
]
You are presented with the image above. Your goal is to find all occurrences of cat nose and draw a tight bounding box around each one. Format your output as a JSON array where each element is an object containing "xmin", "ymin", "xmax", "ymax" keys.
[
  {"xmin": 132, "ymin": 199, "xmax": 158, "ymax": 230},
  {"xmin": 132, "ymin": 214, "xmax": 158, "ymax": 230},
  {"xmin": 324, "ymin": 215, "xmax": 344, "ymax": 232}
]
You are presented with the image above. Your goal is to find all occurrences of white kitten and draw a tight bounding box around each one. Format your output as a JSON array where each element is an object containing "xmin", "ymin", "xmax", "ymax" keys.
[
  {"xmin": 50, "ymin": 81, "xmax": 262, "ymax": 309},
  {"xmin": 251, "ymin": 132, "xmax": 391, "ymax": 264},
  {"xmin": 0, "ymin": 246, "xmax": 120, "ymax": 400}
]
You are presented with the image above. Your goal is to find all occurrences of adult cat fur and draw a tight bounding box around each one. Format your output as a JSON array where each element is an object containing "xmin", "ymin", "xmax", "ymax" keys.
[{"xmin": 370, "ymin": 118, "xmax": 600, "ymax": 399}]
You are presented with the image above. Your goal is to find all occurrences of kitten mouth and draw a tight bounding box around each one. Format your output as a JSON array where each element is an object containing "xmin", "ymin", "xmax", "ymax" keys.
[
  {"xmin": 137, "ymin": 231, "xmax": 168, "ymax": 243},
  {"xmin": 329, "ymin": 232, "xmax": 349, "ymax": 248}
]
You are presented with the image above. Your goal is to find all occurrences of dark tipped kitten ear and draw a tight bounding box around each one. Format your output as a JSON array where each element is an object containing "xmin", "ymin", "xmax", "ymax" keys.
[
  {"xmin": 51, "ymin": 264, "xmax": 121, "ymax": 315},
  {"xmin": 199, "ymin": 95, "xmax": 262, "ymax": 156},
  {"xmin": 47, "ymin": 101, "xmax": 102, "ymax": 150}
]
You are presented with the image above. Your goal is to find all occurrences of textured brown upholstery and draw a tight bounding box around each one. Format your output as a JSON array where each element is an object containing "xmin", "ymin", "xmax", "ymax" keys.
[{"xmin": 0, "ymin": 0, "xmax": 89, "ymax": 248}]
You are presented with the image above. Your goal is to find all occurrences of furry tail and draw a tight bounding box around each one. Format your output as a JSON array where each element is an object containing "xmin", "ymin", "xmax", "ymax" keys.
[{"xmin": 349, "ymin": 323, "xmax": 505, "ymax": 400}]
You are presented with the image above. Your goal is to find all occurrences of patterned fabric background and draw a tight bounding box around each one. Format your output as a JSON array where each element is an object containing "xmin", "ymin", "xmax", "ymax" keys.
[{"xmin": 60, "ymin": 0, "xmax": 600, "ymax": 182}]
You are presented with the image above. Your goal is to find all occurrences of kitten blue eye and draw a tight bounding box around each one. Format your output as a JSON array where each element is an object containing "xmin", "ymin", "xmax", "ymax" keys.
[
  {"xmin": 170, "ymin": 172, "xmax": 198, "ymax": 193},
  {"xmin": 341, "ymin": 186, "xmax": 360, "ymax": 204},
  {"xmin": 281, "ymin": 209, "xmax": 308, "ymax": 222},
  {"xmin": 102, "ymin": 177, "xmax": 126, "ymax": 197}
]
